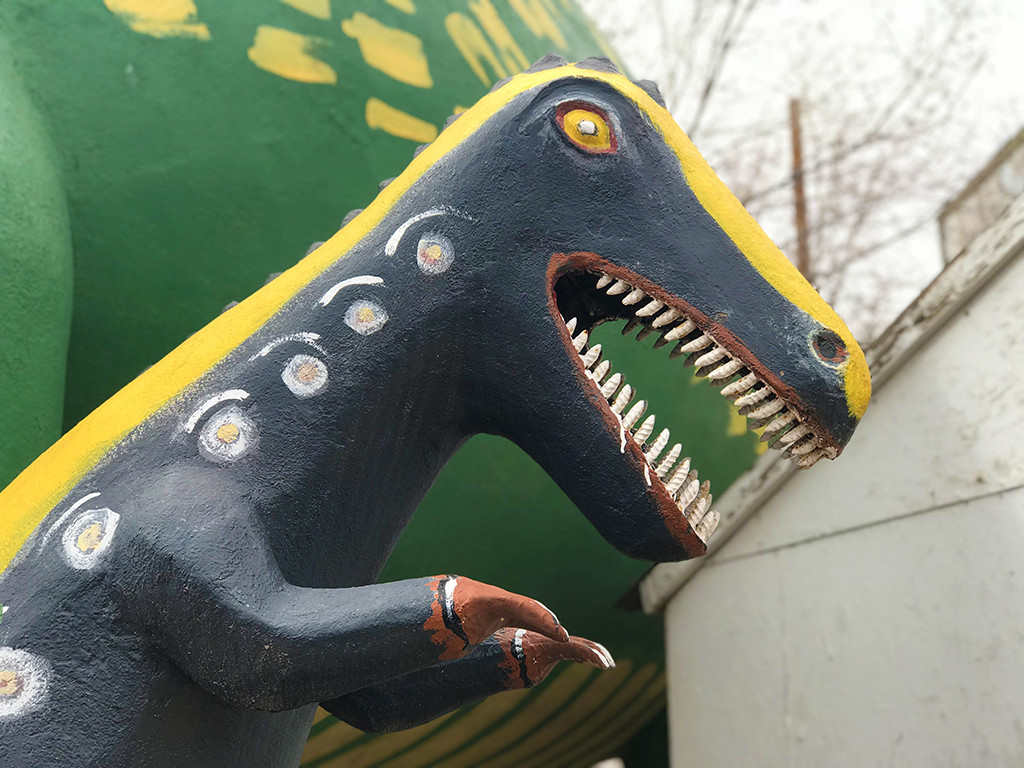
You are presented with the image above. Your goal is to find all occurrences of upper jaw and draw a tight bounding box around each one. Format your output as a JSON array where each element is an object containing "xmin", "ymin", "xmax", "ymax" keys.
[{"xmin": 548, "ymin": 252, "xmax": 843, "ymax": 550}]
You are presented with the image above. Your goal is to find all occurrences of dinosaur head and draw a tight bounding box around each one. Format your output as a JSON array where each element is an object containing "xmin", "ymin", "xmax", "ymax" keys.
[{"xmin": 351, "ymin": 58, "xmax": 870, "ymax": 563}]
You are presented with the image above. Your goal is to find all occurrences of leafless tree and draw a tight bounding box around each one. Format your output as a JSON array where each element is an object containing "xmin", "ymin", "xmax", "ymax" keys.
[{"xmin": 579, "ymin": 0, "xmax": 999, "ymax": 341}]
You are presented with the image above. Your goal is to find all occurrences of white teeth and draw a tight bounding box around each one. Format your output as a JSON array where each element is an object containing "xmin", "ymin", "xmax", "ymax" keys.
[
  {"xmin": 797, "ymin": 448, "xmax": 826, "ymax": 468},
  {"xmin": 566, "ymin": 317, "xmax": 577, "ymax": 335},
  {"xmin": 663, "ymin": 320, "xmax": 697, "ymax": 341},
  {"xmin": 651, "ymin": 308, "xmax": 682, "ymax": 328},
  {"xmin": 693, "ymin": 346, "xmax": 728, "ymax": 369},
  {"xmin": 707, "ymin": 358, "xmax": 744, "ymax": 381},
  {"xmin": 600, "ymin": 373, "xmax": 622, "ymax": 398},
  {"xmin": 634, "ymin": 415, "xmax": 656, "ymax": 445},
  {"xmin": 789, "ymin": 434, "xmax": 819, "ymax": 456},
  {"xmin": 675, "ymin": 471, "xmax": 700, "ymax": 505},
  {"xmin": 621, "ymin": 287, "xmax": 646, "ymax": 306},
  {"xmin": 657, "ymin": 444, "xmax": 682, "ymax": 477},
  {"xmin": 665, "ymin": 458, "xmax": 692, "ymax": 495},
  {"xmin": 645, "ymin": 428, "xmax": 670, "ymax": 461},
  {"xmin": 607, "ymin": 279, "xmax": 631, "ymax": 296},
  {"xmin": 581, "ymin": 344, "xmax": 602, "ymax": 368},
  {"xmin": 735, "ymin": 386, "xmax": 772, "ymax": 408},
  {"xmin": 748, "ymin": 397, "xmax": 785, "ymax": 420},
  {"xmin": 596, "ymin": 273, "xmax": 613, "ymax": 289},
  {"xmin": 677, "ymin": 334, "xmax": 713, "ymax": 355},
  {"xmin": 762, "ymin": 409, "xmax": 797, "ymax": 435},
  {"xmin": 721, "ymin": 372, "xmax": 758, "ymax": 397},
  {"xmin": 696, "ymin": 508, "xmax": 719, "ymax": 540},
  {"xmin": 611, "ymin": 385, "xmax": 634, "ymax": 414},
  {"xmin": 591, "ymin": 360, "xmax": 611, "ymax": 381},
  {"xmin": 687, "ymin": 485, "xmax": 712, "ymax": 525},
  {"xmin": 635, "ymin": 298, "xmax": 664, "ymax": 317},
  {"xmin": 622, "ymin": 401, "xmax": 647, "ymax": 430},
  {"xmin": 779, "ymin": 423, "xmax": 811, "ymax": 444},
  {"xmin": 572, "ymin": 330, "xmax": 589, "ymax": 352}
]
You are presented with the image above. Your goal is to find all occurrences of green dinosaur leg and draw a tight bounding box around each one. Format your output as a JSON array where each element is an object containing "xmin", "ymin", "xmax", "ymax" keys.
[
  {"xmin": 0, "ymin": 31, "xmax": 73, "ymax": 488},
  {"xmin": 321, "ymin": 629, "xmax": 613, "ymax": 733}
]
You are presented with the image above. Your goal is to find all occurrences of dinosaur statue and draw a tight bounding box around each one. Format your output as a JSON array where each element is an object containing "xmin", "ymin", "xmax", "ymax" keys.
[{"xmin": 0, "ymin": 57, "xmax": 870, "ymax": 766}]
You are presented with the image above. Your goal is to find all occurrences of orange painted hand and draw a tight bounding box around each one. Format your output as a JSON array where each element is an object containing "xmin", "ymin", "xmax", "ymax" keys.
[
  {"xmin": 452, "ymin": 577, "xmax": 569, "ymax": 646},
  {"xmin": 494, "ymin": 628, "xmax": 615, "ymax": 689}
]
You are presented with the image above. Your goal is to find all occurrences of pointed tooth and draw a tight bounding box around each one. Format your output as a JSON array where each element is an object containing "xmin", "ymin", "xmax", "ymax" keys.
[
  {"xmin": 621, "ymin": 287, "xmax": 646, "ymax": 306},
  {"xmin": 572, "ymin": 330, "xmax": 589, "ymax": 352},
  {"xmin": 688, "ymin": 489, "xmax": 712, "ymax": 527},
  {"xmin": 600, "ymin": 373, "xmax": 622, "ymax": 398},
  {"xmin": 645, "ymin": 428, "xmax": 670, "ymax": 462},
  {"xmin": 708, "ymin": 358, "xmax": 745, "ymax": 381},
  {"xmin": 665, "ymin": 459, "xmax": 692, "ymax": 496},
  {"xmin": 761, "ymin": 409, "xmax": 797, "ymax": 437},
  {"xmin": 611, "ymin": 385, "xmax": 634, "ymax": 414},
  {"xmin": 581, "ymin": 344, "xmax": 602, "ymax": 368},
  {"xmin": 721, "ymin": 372, "xmax": 758, "ymax": 397},
  {"xmin": 595, "ymin": 273, "xmax": 613, "ymax": 289},
  {"xmin": 696, "ymin": 508, "xmax": 720, "ymax": 540},
  {"xmin": 635, "ymin": 298, "xmax": 664, "ymax": 317},
  {"xmin": 651, "ymin": 308, "xmax": 682, "ymax": 328},
  {"xmin": 591, "ymin": 360, "xmax": 612, "ymax": 382},
  {"xmin": 565, "ymin": 317, "xmax": 577, "ymax": 334},
  {"xmin": 622, "ymin": 401, "xmax": 647, "ymax": 430},
  {"xmin": 748, "ymin": 397, "xmax": 785, "ymax": 420},
  {"xmin": 677, "ymin": 334, "xmax": 713, "ymax": 356},
  {"xmin": 735, "ymin": 386, "xmax": 772, "ymax": 408},
  {"xmin": 663, "ymin": 319, "xmax": 697, "ymax": 341},
  {"xmin": 693, "ymin": 346, "xmax": 728, "ymax": 369},
  {"xmin": 675, "ymin": 470, "xmax": 700, "ymax": 505},
  {"xmin": 797, "ymin": 448, "xmax": 826, "ymax": 468},
  {"xmin": 656, "ymin": 444, "xmax": 682, "ymax": 477},
  {"xmin": 779, "ymin": 423, "xmax": 811, "ymax": 444},
  {"xmin": 789, "ymin": 434, "xmax": 818, "ymax": 456},
  {"xmin": 606, "ymin": 279, "xmax": 631, "ymax": 296},
  {"xmin": 634, "ymin": 415, "xmax": 656, "ymax": 445}
]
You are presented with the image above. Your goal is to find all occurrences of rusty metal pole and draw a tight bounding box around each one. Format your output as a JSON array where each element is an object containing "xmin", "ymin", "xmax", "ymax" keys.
[{"xmin": 789, "ymin": 97, "xmax": 811, "ymax": 277}]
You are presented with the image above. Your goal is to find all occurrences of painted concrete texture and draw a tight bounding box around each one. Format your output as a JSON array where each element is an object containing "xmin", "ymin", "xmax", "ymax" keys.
[{"xmin": 663, "ymin": 226, "xmax": 1024, "ymax": 765}]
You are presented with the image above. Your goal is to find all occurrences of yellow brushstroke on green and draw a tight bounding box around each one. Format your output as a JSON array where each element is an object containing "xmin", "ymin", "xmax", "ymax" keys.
[
  {"xmin": 341, "ymin": 13, "xmax": 432, "ymax": 88},
  {"xmin": 365, "ymin": 98, "xmax": 437, "ymax": 143},
  {"xmin": 281, "ymin": 0, "xmax": 331, "ymax": 20},
  {"xmin": 384, "ymin": 0, "xmax": 416, "ymax": 13},
  {"xmin": 104, "ymin": 0, "xmax": 210, "ymax": 41},
  {"xmin": 247, "ymin": 26, "xmax": 337, "ymax": 85},
  {"xmin": 469, "ymin": 0, "xmax": 529, "ymax": 73},
  {"xmin": 445, "ymin": 13, "xmax": 507, "ymax": 86},
  {"xmin": 509, "ymin": 0, "xmax": 568, "ymax": 49}
]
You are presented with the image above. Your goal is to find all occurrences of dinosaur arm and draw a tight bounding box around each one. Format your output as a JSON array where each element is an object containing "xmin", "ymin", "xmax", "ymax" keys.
[
  {"xmin": 114, "ymin": 489, "xmax": 568, "ymax": 712},
  {"xmin": 321, "ymin": 629, "xmax": 613, "ymax": 733}
]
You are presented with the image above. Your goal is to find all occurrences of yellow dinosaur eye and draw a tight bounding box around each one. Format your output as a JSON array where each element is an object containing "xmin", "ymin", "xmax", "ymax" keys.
[{"xmin": 557, "ymin": 104, "xmax": 616, "ymax": 154}]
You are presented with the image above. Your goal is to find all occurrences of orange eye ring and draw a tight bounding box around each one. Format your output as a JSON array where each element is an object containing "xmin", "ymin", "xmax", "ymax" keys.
[
  {"xmin": 810, "ymin": 329, "xmax": 848, "ymax": 366},
  {"xmin": 556, "ymin": 102, "xmax": 616, "ymax": 154}
]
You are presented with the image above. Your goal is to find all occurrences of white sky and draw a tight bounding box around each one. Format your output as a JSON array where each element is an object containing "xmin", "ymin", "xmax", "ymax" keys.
[{"xmin": 579, "ymin": 0, "xmax": 1024, "ymax": 339}]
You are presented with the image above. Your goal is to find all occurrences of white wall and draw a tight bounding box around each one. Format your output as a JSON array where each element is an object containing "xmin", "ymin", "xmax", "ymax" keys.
[{"xmin": 661, "ymin": 218, "xmax": 1024, "ymax": 766}]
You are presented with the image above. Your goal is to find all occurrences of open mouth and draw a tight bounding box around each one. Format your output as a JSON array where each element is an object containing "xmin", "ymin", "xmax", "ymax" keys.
[{"xmin": 553, "ymin": 264, "xmax": 839, "ymax": 544}]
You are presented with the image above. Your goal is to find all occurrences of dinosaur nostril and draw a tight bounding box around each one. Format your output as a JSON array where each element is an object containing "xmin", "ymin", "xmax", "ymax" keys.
[{"xmin": 811, "ymin": 329, "xmax": 848, "ymax": 366}]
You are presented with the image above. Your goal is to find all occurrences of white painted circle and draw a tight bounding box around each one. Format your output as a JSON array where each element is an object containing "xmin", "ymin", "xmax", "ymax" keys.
[
  {"xmin": 198, "ymin": 405, "xmax": 258, "ymax": 463},
  {"xmin": 0, "ymin": 647, "xmax": 51, "ymax": 720},
  {"xmin": 577, "ymin": 119, "xmax": 598, "ymax": 136},
  {"xmin": 416, "ymin": 233, "xmax": 455, "ymax": 275},
  {"xmin": 344, "ymin": 299, "xmax": 389, "ymax": 335},
  {"xmin": 61, "ymin": 507, "xmax": 120, "ymax": 570},
  {"xmin": 281, "ymin": 354, "xmax": 329, "ymax": 398}
]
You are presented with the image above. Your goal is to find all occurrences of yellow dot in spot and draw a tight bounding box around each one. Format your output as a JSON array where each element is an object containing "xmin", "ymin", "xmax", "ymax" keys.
[
  {"xmin": 0, "ymin": 669, "xmax": 22, "ymax": 697},
  {"xmin": 296, "ymin": 361, "xmax": 319, "ymax": 384},
  {"xmin": 423, "ymin": 244, "xmax": 443, "ymax": 263},
  {"xmin": 76, "ymin": 522, "xmax": 104, "ymax": 553},
  {"xmin": 356, "ymin": 307, "xmax": 376, "ymax": 324},
  {"xmin": 217, "ymin": 423, "xmax": 240, "ymax": 444}
]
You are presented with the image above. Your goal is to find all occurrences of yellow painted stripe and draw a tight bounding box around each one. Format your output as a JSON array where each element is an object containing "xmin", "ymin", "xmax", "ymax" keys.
[
  {"xmin": 518, "ymin": 664, "xmax": 661, "ymax": 768},
  {"xmin": 483, "ymin": 660, "xmax": 635, "ymax": 768},
  {"xmin": 247, "ymin": 26, "xmax": 338, "ymax": 85},
  {"xmin": 434, "ymin": 663, "xmax": 597, "ymax": 768},
  {"xmin": 312, "ymin": 706, "xmax": 332, "ymax": 725},
  {"xmin": 0, "ymin": 62, "xmax": 864, "ymax": 573},
  {"xmin": 373, "ymin": 687, "xmax": 533, "ymax": 768},
  {"xmin": 301, "ymin": 718, "xmax": 366, "ymax": 763},
  {"xmin": 552, "ymin": 675, "xmax": 667, "ymax": 768}
]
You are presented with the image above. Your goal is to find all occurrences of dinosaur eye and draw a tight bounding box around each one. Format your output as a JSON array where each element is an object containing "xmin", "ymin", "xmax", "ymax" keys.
[
  {"xmin": 810, "ymin": 329, "xmax": 848, "ymax": 366},
  {"xmin": 556, "ymin": 102, "xmax": 616, "ymax": 154}
]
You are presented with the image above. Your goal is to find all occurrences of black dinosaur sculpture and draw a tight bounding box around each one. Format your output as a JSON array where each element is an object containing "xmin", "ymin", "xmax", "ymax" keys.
[{"xmin": 0, "ymin": 56, "xmax": 870, "ymax": 766}]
